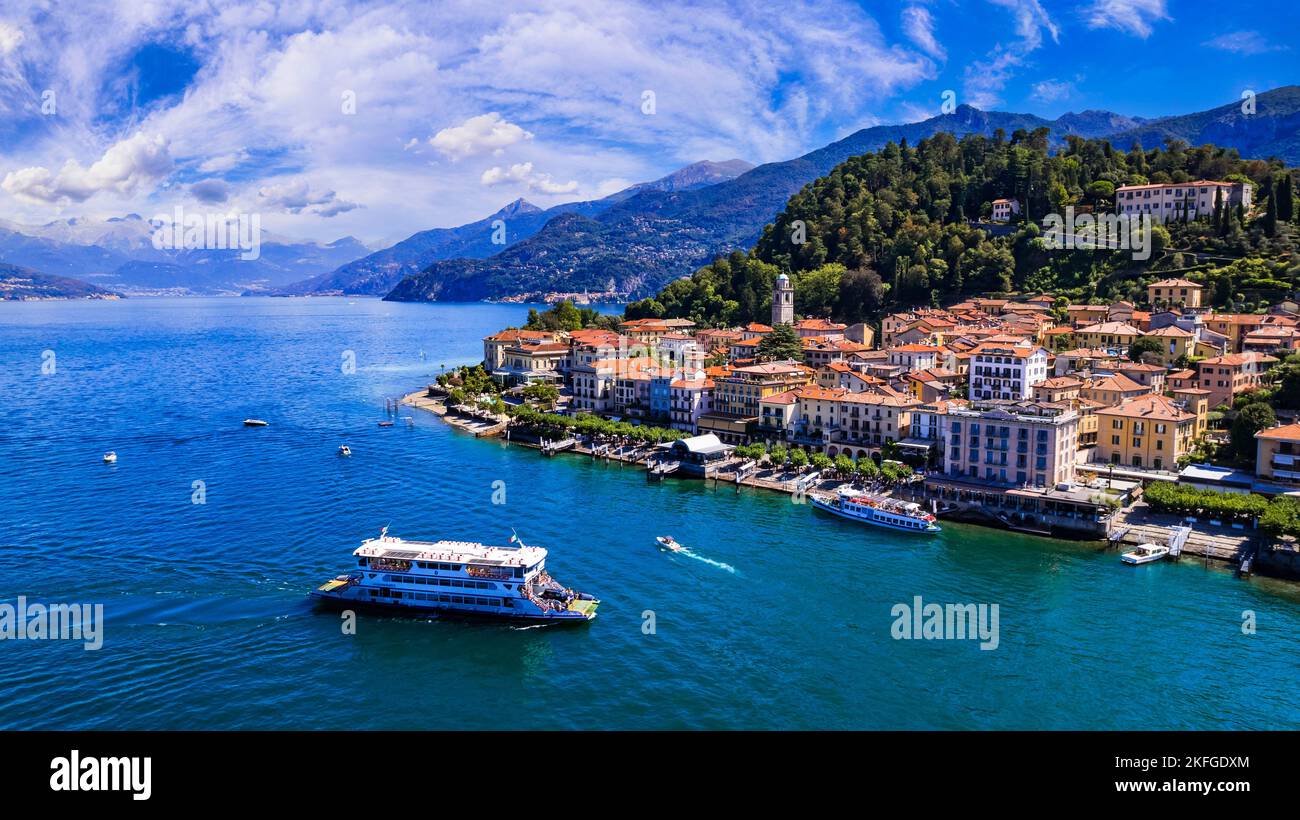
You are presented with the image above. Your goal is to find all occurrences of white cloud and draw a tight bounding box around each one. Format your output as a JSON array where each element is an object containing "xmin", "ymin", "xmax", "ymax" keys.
[
  {"xmin": 0, "ymin": 21, "xmax": 24, "ymax": 54},
  {"xmin": 1201, "ymin": 31, "xmax": 1286, "ymax": 55},
  {"xmin": 480, "ymin": 162, "xmax": 578, "ymax": 195},
  {"xmin": 430, "ymin": 112, "xmax": 534, "ymax": 159},
  {"xmin": 901, "ymin": 6, "xmax": 945, "ymax": 60},
  {"xmin": 2, "ymin": 132, "xmax": 173, "ymax": 204},
  {"xmin": 0, "ymin": 0, "xmax": 939, "ymax": 243},
  {"xmin": 1084, "ymin": 0, "xmax": 1170, "ymax": 39},
  {"xmin": 1030, "ymin": 77, "xmax": 1078, "ymax": 103},
  {"xmin": 963, "ymin": 0, "xmax": 1060, "ymax": 109},
  {"xmin": 257, "ymin": 179, "xmax": 359, "ymax": 217}
]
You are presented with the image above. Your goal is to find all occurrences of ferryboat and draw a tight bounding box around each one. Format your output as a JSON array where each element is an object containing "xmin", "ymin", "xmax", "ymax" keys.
[
  {"xmin": 312, "ymin": 528, "xmax": 599, "ymax": 623},
  {"xmin": 809, "ymin": 488, "xmax": 941, "ymax": 534}
]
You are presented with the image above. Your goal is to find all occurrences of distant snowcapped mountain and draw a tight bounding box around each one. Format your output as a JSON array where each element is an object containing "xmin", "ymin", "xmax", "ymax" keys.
[{"xmin": 0, "ymin": 214, "xmax": 370, "ymax": 295}]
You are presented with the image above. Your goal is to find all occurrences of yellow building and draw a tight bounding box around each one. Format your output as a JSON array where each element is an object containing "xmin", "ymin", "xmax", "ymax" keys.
[
  {"xmin": 1146, "ymin": 278, "xmax": 1203, "ymax": 309},
  {"xmin": 1170, "ymin": 387, "xmax": 1210, "ymax": 438},
  {"xmin": 1074, "ymin": 321, "xmax": 1141, "ymax": 352},
  {"xmin": 1255, "ymin": 423, "xmax": 1300, "ymax": 484},
  {"xmin": 1095, "ymin": 394, "xmax": 1197, "ymax": 471},
  {"xmin": 1139, "ymin": 325, "xmax": 1195, "ymax": 366}
]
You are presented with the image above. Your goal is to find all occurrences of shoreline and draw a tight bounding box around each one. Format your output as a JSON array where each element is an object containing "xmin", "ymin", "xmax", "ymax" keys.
[{"xmin": 399, "ymin": 387, "xmax": 1297, "ymax": 579}]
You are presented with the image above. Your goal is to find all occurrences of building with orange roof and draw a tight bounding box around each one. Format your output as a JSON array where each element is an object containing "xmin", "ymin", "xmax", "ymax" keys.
[
  {"xmin": 787, "ymin": 387, "xmax": 922, "ymax": 458},
  {"xmin": 1074, "ymin": 321, "xmax": 1141, "ymax": 352},
  {"xmin": 1255, "ymin": 424, "xmax": 1300, "ymax": 485},
  {"xmin": 1242, "ymin": 325, "xmax": 1300, "ymax": 355},
  {"xmin": 1195, "ymin": 352, "xmax": 1279, "ymax": 408},
  {"xmin": 793, "ymin": 317, "xmax": 847, "ymax": 340},
  {"xmin": 885, "ymin": 343, "xmax": 945, "ymax": 373},
  {"xmin": 1080, "ymin": 373, "xmax": 1152, "ymax": 407},
  {"xmin": 697, "ymin": 361, "xmax": 814, "ymax": 444},
  {"xmin": 1138, "ymin": 324, "xmax": 1195, "ymax": 366},
  {"xmin": 940, "ymin": 400, "xmax": 1080, "ymax": 487},
  {"xmin": 1146, "ymin": 278, "xmax": 1204, "ymax": 309},
  {"xmin": 483, "ymin": 328, "xmax": 560, "ymax": 371},
  {"xmin": 1095, "ymin": 394, "xmax": 1197, "ymax": 470},
  {"xmin": 669, "ymin": 374, "xmax": 715, "ymax": 433},
  {"xmin": 1031, "ymin": 376, "xmax": 1082, "ymax": 403}
]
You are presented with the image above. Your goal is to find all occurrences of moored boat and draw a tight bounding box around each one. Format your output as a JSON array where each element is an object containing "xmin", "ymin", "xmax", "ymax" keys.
[
  {"xmin": 810, "ymin": 488, "xmax": 941, "ymax": 534},
  {"xmin": 243, "ymin": 418, "xmax": 268, "ymax": 427},
  {"xmin": 312, "ymin": 528, "xmax": 598, "ymax": 623},
  {"xmin": 1121, "ymin": 543, "xmax": 1170, "ymax": 565}
]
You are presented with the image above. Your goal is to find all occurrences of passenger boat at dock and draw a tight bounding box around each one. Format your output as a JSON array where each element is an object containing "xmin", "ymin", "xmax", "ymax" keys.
[
  {"xmin": 312, "ymin": 528, "xmax": 599, "ymax": 623},
  {"xmin": 810, "ymin": 487, "xmax": 941, "ymax": 534}
]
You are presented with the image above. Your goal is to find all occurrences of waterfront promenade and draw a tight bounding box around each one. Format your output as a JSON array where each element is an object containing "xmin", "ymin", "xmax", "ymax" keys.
[{"xmin": 400, "ymin": 386, "xmax": 1295, "ymax": 576}]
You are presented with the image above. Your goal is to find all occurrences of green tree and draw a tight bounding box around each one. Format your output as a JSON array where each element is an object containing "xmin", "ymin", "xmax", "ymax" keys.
[
  {"xmin": 1230, "ymin": 402, "xmax": 1277, "ymax": 460},
  {"xmin": 755, "ymin": 323, "xmax": 804, "ymax": 362},
  {"xmin": 521, "ymin": 382, "xmax": 559, "ymax": 410},
  {"xmin": 1127, "ymin": 336, "xmax": 1165, "ymax": 363}
]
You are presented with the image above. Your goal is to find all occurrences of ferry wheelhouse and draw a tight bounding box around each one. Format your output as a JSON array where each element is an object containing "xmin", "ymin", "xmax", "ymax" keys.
[
  {"xmin": 810, "ymin": 489, "xmax": 941, "ymax": 534},
  {"xmin": 312, "ymin": 529, "xmax": 598, "ymax": 623}
]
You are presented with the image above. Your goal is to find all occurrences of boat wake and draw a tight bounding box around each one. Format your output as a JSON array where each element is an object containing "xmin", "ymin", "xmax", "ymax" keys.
[{"xmin": 679, "ymin": 550, "xmax": 736, "ymax": 574}]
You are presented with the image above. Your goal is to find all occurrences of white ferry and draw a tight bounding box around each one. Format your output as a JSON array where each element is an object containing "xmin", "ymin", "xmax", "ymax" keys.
[
  {"xmin": 312, "ymin": 528, "xmax": 599, "ymax": 623},
  {"xmin": 810, "ymin": 488, "xmax": 941, "ymax": 534}
]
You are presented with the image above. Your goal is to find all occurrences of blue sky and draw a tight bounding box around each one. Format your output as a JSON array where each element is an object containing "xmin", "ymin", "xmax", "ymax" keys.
[{"xmin": 0, "ymin": 0, "xmax": 1295, "ymax": 247}]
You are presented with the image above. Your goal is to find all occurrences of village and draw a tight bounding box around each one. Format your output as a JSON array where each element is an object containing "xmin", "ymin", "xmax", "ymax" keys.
[{"xmin": 410, "ymin": 183, "xmax": 1300, "ymax": 579}]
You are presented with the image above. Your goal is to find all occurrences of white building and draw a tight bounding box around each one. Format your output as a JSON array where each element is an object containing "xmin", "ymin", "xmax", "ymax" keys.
[
  {"xmin": 1115, "ymin": 180, "xmax": 1252, "ymax": 224},
  {"xmin": 991, "ymin": 198, "xmax": 1020, "ymax": 222},
  {"xmin": 968, "ymin": 341, "xmax": 1049, "ymax": 401}
]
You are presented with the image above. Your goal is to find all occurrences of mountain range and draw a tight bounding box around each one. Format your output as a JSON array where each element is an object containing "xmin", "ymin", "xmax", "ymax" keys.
[
  {"xmin": 0, "ymin": 261, "xmax": 121, "ymax": 300},
  {"xmin": 278, "ymin": 158, "xmax": 755, "ymax": 296},
  {"xmin": 0, "ymin": 214, "xmax": 371, "ymax": 296},
  {"xmin": 382, "ymin": 86, "xmax": 1300, "ymax": 304}
]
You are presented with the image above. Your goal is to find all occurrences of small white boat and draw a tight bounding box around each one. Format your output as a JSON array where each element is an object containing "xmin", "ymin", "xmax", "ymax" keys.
[
  {"xmin": 656, "ymin": 536, "xmax": 686, "ymax": 553},
  {"xmin": 243, "ymin": 419, "xmax": 268, "ymax": 427},
  {"xmin": 102, "ymin": 451, "xmax": 117, "ymax": 463},
  {"xmin": 1122, "ymin": 543, "xmax": 1170, "ymax": 565},
  {"xmin": 338, "ymin": 445, "xmax": 352, "ymax": 456}
]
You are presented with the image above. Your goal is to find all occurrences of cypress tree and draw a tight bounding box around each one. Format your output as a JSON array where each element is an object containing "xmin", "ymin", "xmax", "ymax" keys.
[
  {"xmin": 1279, "ymin": 174, "xmax": 1295, "ymax": 223},
  {"xmin": 1265, "ymin": 188, "xmax": 1278, "ymax": 237}
]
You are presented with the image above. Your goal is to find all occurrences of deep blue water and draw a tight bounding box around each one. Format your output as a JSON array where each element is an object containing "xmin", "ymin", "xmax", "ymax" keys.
[{"xmin": 1, "ymin": 297, "xmax": 1297, "ymax": 730}]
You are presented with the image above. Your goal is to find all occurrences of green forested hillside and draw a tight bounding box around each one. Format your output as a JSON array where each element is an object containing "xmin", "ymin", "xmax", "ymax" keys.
[{"xmin": 626, "ymin": 130, "xmax": 1298, "ymax": 327}]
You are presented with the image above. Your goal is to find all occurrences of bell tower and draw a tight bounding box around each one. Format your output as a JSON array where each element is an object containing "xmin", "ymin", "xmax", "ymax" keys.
[{"xmin": 772, "ymin": 273, "xmax": 794, "ymax": 326}]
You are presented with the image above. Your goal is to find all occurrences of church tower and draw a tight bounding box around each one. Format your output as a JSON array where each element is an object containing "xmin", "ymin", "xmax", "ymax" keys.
[{"xmin": 772, "ymin": 273, "xmax": 794, "ymax": 326}]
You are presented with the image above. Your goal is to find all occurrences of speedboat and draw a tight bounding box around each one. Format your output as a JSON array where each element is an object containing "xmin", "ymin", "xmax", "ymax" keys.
[
  {"xmin": 1121, "ymin": 543, "xmax": 1170, "ymax": 565},
  {"xmin": 102, "ymin": 451, "xmax": 117, "ymax": 463},
  {"xmin": 338, "ymin": 445, "xmax": 352, "ymax": 456},
  {"xmin": 243, "ymin": 419, "xmax": 268, "ymax": 427},
  {"xmin": 656, "ymin": 536, "xmax": 686, "ymax": 553}
]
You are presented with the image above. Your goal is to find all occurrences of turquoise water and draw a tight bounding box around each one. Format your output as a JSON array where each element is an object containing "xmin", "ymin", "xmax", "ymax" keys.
[{"xmin": 1, "ymin": 297, "xmax": 1297, "ymax": 730}]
